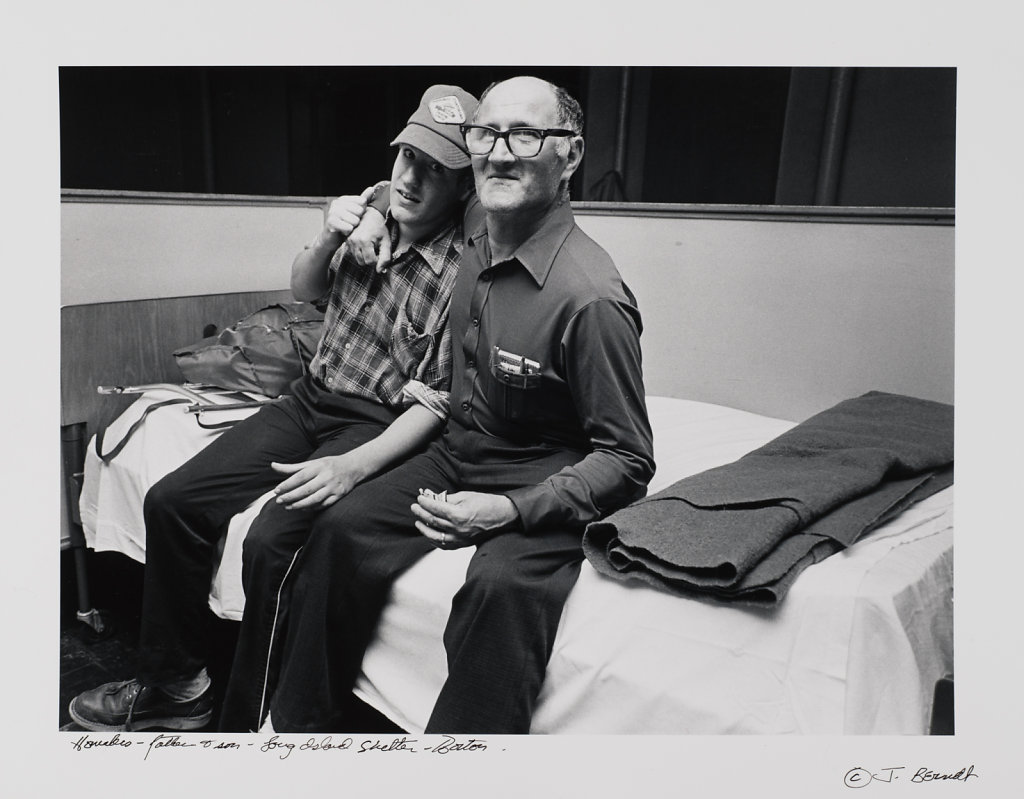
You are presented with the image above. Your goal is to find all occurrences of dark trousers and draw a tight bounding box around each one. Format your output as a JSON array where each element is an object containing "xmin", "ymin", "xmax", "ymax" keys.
[
  {"xmin": 135, "ymin": 376, "xmax": 396, "ymax": 731},
  {"xmin": 268, "ymin": 433, "xmax": 585, "ymax": 735}
]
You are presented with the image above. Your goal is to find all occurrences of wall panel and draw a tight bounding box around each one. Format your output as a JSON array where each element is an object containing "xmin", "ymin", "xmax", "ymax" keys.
[
  {"xmin": 61, "ymin": 196, "xmax": 955, "ymax": 427},
  {"xmin": 575, "ymin": 209, "xmax": 954, "ymax": 421},
  {"xmin": 61, "ymin": 194, "xmax": 324, "ymax": 305}
]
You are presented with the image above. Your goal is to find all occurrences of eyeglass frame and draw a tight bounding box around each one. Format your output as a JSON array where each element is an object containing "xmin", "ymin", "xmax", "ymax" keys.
[{"xmin": 459, "ymin": 124, "xmax": 580, "ymax": 158}]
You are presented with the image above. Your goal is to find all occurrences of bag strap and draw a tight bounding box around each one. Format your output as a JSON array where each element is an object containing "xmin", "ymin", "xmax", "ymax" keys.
[
  {"xmin": 95, "ymin": 387, "xmax": 275, "ymax": 462},
  {"xmin": 194, "ymin": 415, "xmax": 243, "ymax": 431},
  {"xmin": 287, "ymin": 325, "xmax": 312, "ymax": 376},
  {"xmin": 94, "ymin": 398, "xmax": 192, "ymax": 463},
  {"xmin": 191, "ymin": 401, "xmax": 274, "ymax": 429}
]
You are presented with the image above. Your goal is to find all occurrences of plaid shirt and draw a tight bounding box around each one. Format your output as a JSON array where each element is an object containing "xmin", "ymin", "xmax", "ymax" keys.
[{"xmin": 308, "ymin": 217, "xmax": 462, "ymax": 419}]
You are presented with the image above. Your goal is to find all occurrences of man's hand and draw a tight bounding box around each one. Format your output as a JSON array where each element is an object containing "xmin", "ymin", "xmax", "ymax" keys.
[
  {"xmin": 271, "ymin": 454, "xmax": 366, "ymax": 510},
  {"xmin": 322, "ymin": 185, "xmax": 376, "ymax": 240},
  {"xmin": 411, "ymin": 490, "xmax": 520, "ymax": 549},
  {"xmin": 347, "ymin": 205, "xmax": 392, "ymax": 273}
]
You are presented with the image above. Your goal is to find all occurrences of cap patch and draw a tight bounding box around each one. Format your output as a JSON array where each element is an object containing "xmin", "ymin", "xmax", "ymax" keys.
[{"xmin": 428, "ymin": 95, "xmax": 467, "ymax": 125}]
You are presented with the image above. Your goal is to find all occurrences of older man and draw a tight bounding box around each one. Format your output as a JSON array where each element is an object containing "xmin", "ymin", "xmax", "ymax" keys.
[{"xmin": 266, "ymin": 76, "xmax": 655, "ymax": 734}]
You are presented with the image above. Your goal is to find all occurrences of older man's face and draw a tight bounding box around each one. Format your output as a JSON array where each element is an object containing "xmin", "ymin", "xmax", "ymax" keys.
[{"xmin": 470, "ymin": 78, "xmax": 579, "ymax": 218}]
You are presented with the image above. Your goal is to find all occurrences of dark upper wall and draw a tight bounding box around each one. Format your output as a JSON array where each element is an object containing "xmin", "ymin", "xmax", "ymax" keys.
[
  {"xmin": 837, "ymin": 68, "xmax": 956, "ymax": 207},
  {"xmin": 59, "ymin": 66, "xmax": 955, "ymax": 208},
  {"xmin": 581, "ymin": 66, "xmax": 955, "ymax": 207},
  {"xmin": 58, "ymin": 66, "xmax": 587, "ymax": 198}
]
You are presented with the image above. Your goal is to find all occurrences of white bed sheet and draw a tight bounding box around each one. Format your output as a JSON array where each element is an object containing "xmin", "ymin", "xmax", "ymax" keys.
[{"xmin": 79, "ymin": 392, "xmax": 954, "ymax": 734}]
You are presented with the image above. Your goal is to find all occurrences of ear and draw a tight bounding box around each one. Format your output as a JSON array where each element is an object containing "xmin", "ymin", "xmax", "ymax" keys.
[{"xmin": 560, "ymin": 135, "xmax": 585, "ymax": 184}]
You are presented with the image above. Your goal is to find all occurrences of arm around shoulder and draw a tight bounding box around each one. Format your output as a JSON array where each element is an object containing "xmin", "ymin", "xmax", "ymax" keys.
[{"xmin": 292, "ymin": 189, "xmax": 377, "ymax": 301}]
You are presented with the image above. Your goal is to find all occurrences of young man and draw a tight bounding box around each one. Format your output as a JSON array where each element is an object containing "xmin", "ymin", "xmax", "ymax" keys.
[
  {"xmin": 262, "ymin": 76, "xmax": 655, "ymax": 734},
  {"xmin": 68, "ymin": 84, "xmax": 478, "ymax": 733}
]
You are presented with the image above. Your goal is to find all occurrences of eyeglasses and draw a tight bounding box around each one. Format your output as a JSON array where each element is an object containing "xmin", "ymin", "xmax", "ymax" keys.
[{"xmin": 460, "ymin": 124, "xmax": 579, "ymax": 158}]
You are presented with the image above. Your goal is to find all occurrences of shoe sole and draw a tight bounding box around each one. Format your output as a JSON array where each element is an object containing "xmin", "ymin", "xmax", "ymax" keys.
[{"xmin": 68, "ymin": 700, "xmax": 212, "ymax": 732}]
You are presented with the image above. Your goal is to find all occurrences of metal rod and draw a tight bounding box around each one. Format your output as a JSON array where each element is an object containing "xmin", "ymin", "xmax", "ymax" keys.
[{"xmin": 98, "ymin": 382, "xmax": 210, "ymax": 406}]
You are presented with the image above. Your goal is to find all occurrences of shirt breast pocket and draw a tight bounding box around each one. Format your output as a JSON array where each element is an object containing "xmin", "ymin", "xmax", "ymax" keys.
[
  {"xmin": 390, "ymin": 308, "xmax": 433, "ymax": 379},
  {"xmin": 389, "ymin": 285, "xmax": 448, "ymax": 379},
  {"xmin": 486, "ymin": 346, "xmax": 541, "ymax": 421}
]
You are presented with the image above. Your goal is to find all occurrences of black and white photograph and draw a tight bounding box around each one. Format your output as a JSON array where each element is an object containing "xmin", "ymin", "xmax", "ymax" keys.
[{"xmin": 4, "ymin": 1, "xmax": 1022, "ymax": 796}]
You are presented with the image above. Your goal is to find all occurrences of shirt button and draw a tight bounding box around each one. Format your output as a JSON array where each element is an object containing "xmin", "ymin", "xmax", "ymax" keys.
[
  {"xmin": 472, "ymin": 318, "xmax": 479, "ymax": 327},
  {"xmin": 481, "ymin": 273, "xmax": 491, "ymax": 282},
  {"xmin": 344, "ymin": 342, "xmax": 352, "ymax": 350},
  {"xmin": 461, "ymin": 401, "xmax": 470, "ymax": 411},
  {"xmin": 466, "ymin": 359, "xmax": 475, "ymax": 368}
]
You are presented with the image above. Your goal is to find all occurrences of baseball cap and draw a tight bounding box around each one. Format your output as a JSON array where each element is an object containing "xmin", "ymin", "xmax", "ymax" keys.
[{"xmin": 391, "ymin": 85, "xmax": 479, "ymax": 170}]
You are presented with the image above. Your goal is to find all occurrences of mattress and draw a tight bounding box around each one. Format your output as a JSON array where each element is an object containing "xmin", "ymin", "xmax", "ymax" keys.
[{"xmin": 79, "ymin": 390, "xmax": 954, "ymax": 734}]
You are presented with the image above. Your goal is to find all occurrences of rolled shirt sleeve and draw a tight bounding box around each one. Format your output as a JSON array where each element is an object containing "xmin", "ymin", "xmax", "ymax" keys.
[{"xmin": 401, "ymin": 379, "xmax": 450, "ymax": 421}]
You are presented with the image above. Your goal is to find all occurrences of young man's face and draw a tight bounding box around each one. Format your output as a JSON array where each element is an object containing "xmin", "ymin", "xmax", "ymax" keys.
[
  {"xmin": 388, "ymin": 144, "xmax": 467, "ymax": 237},
  {"xmin": 470, "ymin": 77, "xmax": 581, "ymax": 217}
]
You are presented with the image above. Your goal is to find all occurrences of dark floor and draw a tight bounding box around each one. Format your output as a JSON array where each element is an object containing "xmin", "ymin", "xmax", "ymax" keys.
[
  {"xmin": 59, "ymin": 547, "xmax": 404, "ymax": 733},
  {"xmin": 60, "ymin": 550, "xmax": 143, "ymax": 729}
]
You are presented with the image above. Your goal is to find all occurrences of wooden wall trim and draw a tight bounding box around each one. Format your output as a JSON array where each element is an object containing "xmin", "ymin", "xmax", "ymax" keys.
[
  {"xmin": 61, "ymin": 189, "xmax": 954, "ymax": 226},
  {"xmin": 573, "ymin": 202, "xmax": 954, "ymax": 226},
  {"xmin": 62, "ymin": 188, "xmax": 329, "ymax": 209}
]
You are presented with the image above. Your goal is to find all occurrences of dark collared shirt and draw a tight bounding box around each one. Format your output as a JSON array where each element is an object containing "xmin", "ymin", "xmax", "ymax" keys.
[
  {"xmin": 308, "ymin": 217, "xmax": 462, "ymax": 419},
  {"xmin": 446, "ymin": 201, "xmax": 655, "ymax": 531}
]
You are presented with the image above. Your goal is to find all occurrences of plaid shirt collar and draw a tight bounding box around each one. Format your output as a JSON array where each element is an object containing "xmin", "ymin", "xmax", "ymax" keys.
[{"xmin": 384, "ymin": 212, "xmax": 463, "ymax": 276}]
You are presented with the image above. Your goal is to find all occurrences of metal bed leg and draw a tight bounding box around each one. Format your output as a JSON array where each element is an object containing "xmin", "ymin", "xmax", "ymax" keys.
[
  {"xmin": 930, "ymin": 677, "xmax": 954, "ymax": 735},
  {"xmin": 61, "ymin": 423, "xmax": 109, "ymax": 636},
  {"xmin": 68, "ymin": 530, "xmax": 107, "ymax": 635}
]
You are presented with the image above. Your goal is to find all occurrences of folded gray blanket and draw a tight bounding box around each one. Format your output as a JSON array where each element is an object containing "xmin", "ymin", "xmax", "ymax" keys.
[{"xmin": 582, "ymin": 391, "xmax": 954, "ymax": 605}]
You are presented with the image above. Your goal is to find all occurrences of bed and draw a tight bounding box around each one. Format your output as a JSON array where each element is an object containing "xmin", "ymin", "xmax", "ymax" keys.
[{"xmin": 79, "ymin": 386, "xmax": 953, "ymax": 735}]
